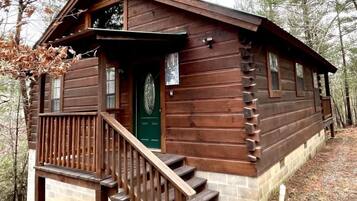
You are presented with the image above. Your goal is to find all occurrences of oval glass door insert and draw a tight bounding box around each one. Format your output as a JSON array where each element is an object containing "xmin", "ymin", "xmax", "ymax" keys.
[{"xmin": 144, "ymin": 73, "xmax": 156, "ymax": 115}]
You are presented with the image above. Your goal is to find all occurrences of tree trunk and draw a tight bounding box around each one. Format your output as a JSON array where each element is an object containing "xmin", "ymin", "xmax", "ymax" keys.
[
  {"xmin": 332, "ymin": 97, "xmax": 345, "ymax": 128},
  {"xmin": 15, "ymin": 0, "xmax": 32, "ymax": 138},
  {"xmin": 13, "ymin": 94, "xmax": 21, "ymax": 201},
  {"xmin": 336, "ymin": 3, "xmax": 353, "ymax": 126},
  {"xmin": 302, "ymin": 0, "xmax": 314, "ymax": 48}
]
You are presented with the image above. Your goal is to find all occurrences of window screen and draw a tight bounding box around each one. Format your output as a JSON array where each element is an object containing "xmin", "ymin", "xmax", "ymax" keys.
[
  {"xmin": 51, "ymin": 78, "xmax": 61, "ymax": 112},
  {"xmin": 296, "ymin": 63, "xmax": 304, "ymax": 96},
  {"xmin": 268, "ymin": 52, "xmax": 280, "ymax": 91},
  {"xmin": 106, "ymin": 68, "xmax": 116, "ymax": 109},
  {"xmin": 92, "ymin": 3, "xmax": 124, "ymax": 30}
]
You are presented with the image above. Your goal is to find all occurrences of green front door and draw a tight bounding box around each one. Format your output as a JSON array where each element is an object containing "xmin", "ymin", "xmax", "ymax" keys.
[{"xmin": 135, "ymin": 66, "xmax": 161, "ymax": 149}]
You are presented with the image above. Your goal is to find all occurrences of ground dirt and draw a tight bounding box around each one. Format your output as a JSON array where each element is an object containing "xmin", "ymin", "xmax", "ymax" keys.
[{"xmin": 269, "ymin": 128, "xmax": 357, "ymax": 201}]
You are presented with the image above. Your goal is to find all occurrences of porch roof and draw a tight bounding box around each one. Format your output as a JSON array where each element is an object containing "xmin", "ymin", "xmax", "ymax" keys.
[{"xmin": 48, "ymin": 28, "xmax": 188, "ymax": 46}]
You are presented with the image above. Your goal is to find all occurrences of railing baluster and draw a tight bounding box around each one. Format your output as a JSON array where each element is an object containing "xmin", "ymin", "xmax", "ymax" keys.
[
  {"xmin": 143, "ymin": 160, "xmax": 148, "ymax": 201},
  {"xmin": 45, "ymin": 117, "xmax": 50, "ymax": 163},
  {"xmin": 93, "ymin": 116, "xmax": 96, "ymax": 173},
  {"xmin": 40, "ymin": 117, "xmax": 45, "ymax": 164},
  {"xmin": 62, "ymin": 117, "xmax": 66, "ymax": 167},
  {"xmin": 111, "ymin": 128, "xmax": 115, "ymax": 179},
  {"xmin": 155, "ymin": 170, "xmax": 161, "ymax": 201},
  {"xmin": 81, "ymin": 117, "xmax": 86, "ymax": 171},
  {"xmin": 174, "ymin": 189, "xmax": 184, "ymax": 201},
  {"xmin": 130, "ymin": 145, "xmax": 134, "ymax": 200},
  {"xmin": 57, "ymin": 117, "xmax": 61, "ymax": 166},
  {"xmin": 118, "ymin": 134, "xmax": 122, "ymax": 186},
  {"xmin": 66, "ymin": 117, "xmax": 71, "ymax": 167},
  {"xmin": 105, "ymin": 123, "xmax": 110, "ymax": 175},
  {"xmin": 136, "ymin": 152, "xmax": 141, "ymax": 200},
  {"xmin": 149, "ymin": 165, "xmax": 155, "ymax": 201},
  {"xmin": 164, "ymin": 179, "xmax": 169, "ymax": 201},
  {"xmin": 76, "ymin": 116, "xmax": 80, "ymax": 169},
  {"xmin": 71, "ymin": 116, "xmax": 76, "ymax": 169},
  {"xmin": 87, "ymin": 117, "xmax": 91, "ymax": 171},
  {"xmin": 49, "ymin": 117, "xmax": 54, "ymax": 164},
  {"xmin": 36, "ymin": 117, "xmax": 42, "ymax": 165},
  {"xmin": 124, "ymin": 141, "xmax": 128, "ymax": 193}
]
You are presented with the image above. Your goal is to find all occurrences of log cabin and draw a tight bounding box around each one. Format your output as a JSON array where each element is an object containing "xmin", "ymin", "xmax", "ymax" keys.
[{"xmin": 28, "ymin": 0, "xmax": 337, "ymax": 201}]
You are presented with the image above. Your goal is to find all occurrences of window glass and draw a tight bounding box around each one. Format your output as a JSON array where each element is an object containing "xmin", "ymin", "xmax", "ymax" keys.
[
  {"xmin": 313, "ymin": 72, "xmax": 319, "ymax": 89},
  {"xmin": 296, "ymin": 63, "xmax": 304, "ymax": 95},
  {"xmin": 268, "ymin": 52, "xmax": 280, "ymax": 90},
  {"xmin": 165, "ymin": 52, "xmax": 180, "ymax": 86},
  {"xmin": 92, "ymin": 3, "xmax": 124, "ymax": 30},
  {"xmin": 51, "ymin": 78, "xmax": 61, "ymax": 112},
  {"xmin": 144, "ymin": 73, "xmax": 156, "ymax": 115},
  {"xmin": 106, "ymin": 68, "xmax": 116, "ymax": 108},
  {"xmin": 312, "ymin": 72, "xmax": 320, "ymax": 112}
]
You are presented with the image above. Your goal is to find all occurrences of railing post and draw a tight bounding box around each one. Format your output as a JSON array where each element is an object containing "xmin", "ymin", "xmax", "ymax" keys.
[
  {"xmin": 174, "ymin": 189, "xmax": 185, "ymax": 201},
  {"xmin": 35, "ymin": 116, "xmax": 42, "ymax": 166},
  {"xmin": 96, "ymin": 115, "xmax": 103, "ymax": 178},
  {"xmin": 97, "ymin": 51, "xmax": 107, "ymax": 178}
]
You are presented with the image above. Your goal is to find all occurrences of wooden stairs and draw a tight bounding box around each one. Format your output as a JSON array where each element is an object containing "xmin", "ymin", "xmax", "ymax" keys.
[{"xmin": 110, "ymin": 153, "xmax": 219, "ymax": 201}]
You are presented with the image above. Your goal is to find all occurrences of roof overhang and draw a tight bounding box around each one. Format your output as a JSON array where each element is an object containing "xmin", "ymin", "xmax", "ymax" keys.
[
  {"xmin": 260, "ymin": 20, "xmax": 337, "ymax": 73},
  {"xmin": 37, "ymin": 0, "xmax": 337, "ymax": 73},
  {"xmin": 49, "ymin": 28, "xmax": 187, "ymax": 47}
]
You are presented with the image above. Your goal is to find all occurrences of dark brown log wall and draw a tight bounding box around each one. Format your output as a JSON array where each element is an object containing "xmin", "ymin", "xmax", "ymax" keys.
[
  {"xmin": 29, "ymin": 82, "xmax": 40, "ymax": 148},
  {"xmin": 29, "ymin": 58, "xmax": 99, "ymax": 149},
  {"xmin": 126, "ymin": 0, "xmax": 255, "ymax": 176},
  {"xmin": 62, "ymin": 57, "xmax": 99, "ymax": 112},
  {"xmin": 253, "ymin": 39, "xmax": 323, "ymax": 175}
]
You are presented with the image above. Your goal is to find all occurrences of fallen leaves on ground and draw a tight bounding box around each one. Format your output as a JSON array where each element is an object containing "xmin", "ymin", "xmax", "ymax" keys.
[{"xmin": 270, "ymin": 128, "xmax": 357, "ymax": 201}]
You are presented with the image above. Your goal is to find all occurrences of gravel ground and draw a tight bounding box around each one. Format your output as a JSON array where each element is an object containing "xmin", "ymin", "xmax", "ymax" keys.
[{"xmin": 270, "ymin": 128, "xmax": 357, "ymax": 201}]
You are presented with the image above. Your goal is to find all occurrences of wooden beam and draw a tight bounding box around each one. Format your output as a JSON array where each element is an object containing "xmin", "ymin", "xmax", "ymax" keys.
[
  {"xmin": 123, "ymin": 0, "xmax": 128, "ymax": 30},
  {"xmin": 88, "ymin": 0, "xmax": 120, "ymax": 12},
  {"xmin": 160, "ymin": 59, "xmax": 167, "ymax": 153},
  {"xmin": 324, "ymin": 73, "xmax": 330, "ymax": 96},
  {"xmin": 96, "ymin": 50, "xmax": 108, "ymax": 178},
  {"xmin": 84, "ymin": 13, "xmax": 92, "ymax": 29},
  {"xmin": 35, "ymin": 174, "xmax": 45, "ymax": 201}
]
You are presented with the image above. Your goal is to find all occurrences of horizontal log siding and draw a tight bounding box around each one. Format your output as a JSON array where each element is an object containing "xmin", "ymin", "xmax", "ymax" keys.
[
  {"xmin": 29, "ymin": 58, "xmax": 99, "ymax": 148},
  {"xmin": 62, "ymin": 57, "xmax": 99, "ymax": 112},
  {"xmin": 29, "ymin": 83, "xmax": 40, "ymax": 148},
  {"xmin": 128, "ymin": 0, "xmax": 255, "ymax": 176},
  {"xmin": 254, "ymin": 43, "xmax": 323, "ymax": 175}
]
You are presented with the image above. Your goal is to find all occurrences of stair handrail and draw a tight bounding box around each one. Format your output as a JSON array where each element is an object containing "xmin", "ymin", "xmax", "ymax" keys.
[{"xmin": 100, "ymin": 112, "xmax": 196, "ymax": 199}]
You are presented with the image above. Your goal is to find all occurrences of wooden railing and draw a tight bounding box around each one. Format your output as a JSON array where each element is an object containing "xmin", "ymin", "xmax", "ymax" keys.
[
  {"xmin": 101, "ymin": 112, "xmax": 196, "ymax": 201},
  {"xmin": 37, "ymin": 112, "xmax": 98, "ymax": 173},
  {"xmin": 322, "ymin": 96, "xmax": 332, "ymax": 120},
  {"xmin": 36, "ymin": 111, "xmax": 195, "ymax": 200}
]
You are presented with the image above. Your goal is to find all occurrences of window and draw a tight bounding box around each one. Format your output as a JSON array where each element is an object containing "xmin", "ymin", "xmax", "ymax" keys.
[
  {"xmin": 165, "ymin": 52, "xmax": 180, "ymax": 86},
  {"xmin": 267, "ymin": 52, "xmax": 281, "ymax": 97},
  {"xmin": 51, "ymin": 78, "xmax": 61, "ymax": 112},
  {"xmin": 92, "ymin": 3, "xmax": 124, "ymax": 30},
  {"xmin": 106, "ymin": 67, "xmax": 116, "ymax": 109},
  {"xmin": 313, "ymin": 72, "xmax": 319, "ymax": 89},
  {"xmin": 295, "ymin": 63, "xmax": 305, "ymax": 96},
  {"xmin": 312, "ymin": 72, "xmax": 320, "ymax": 112}
]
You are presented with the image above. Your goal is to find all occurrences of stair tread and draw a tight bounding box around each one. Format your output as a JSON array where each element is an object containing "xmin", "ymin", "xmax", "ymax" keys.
[
  {"xmin": 189, "ymin": 189, "xmax": 219, "ymax": 201},
  {"xmin": 110, "ymin": 191, "xmax": 130, "ymax": 201},
  {"xmin": 156, "ymin": 153, "xmax": 185, "ymax": 166},
  {"xmin": 100, "ymin": 177, "xmax": 117, "ymax": 188},
  {"xmin": 186, "ymin": 177, "xmax": 207, "ymax": 190},
  {"xmin": 174, "ymin": 165, "xmax": 196, "ymax": 177}
]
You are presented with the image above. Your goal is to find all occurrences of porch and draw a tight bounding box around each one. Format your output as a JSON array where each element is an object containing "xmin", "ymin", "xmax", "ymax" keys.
[{"xmin": 35, "ymin": 112, "xmax": 202, "ymax": 201}]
